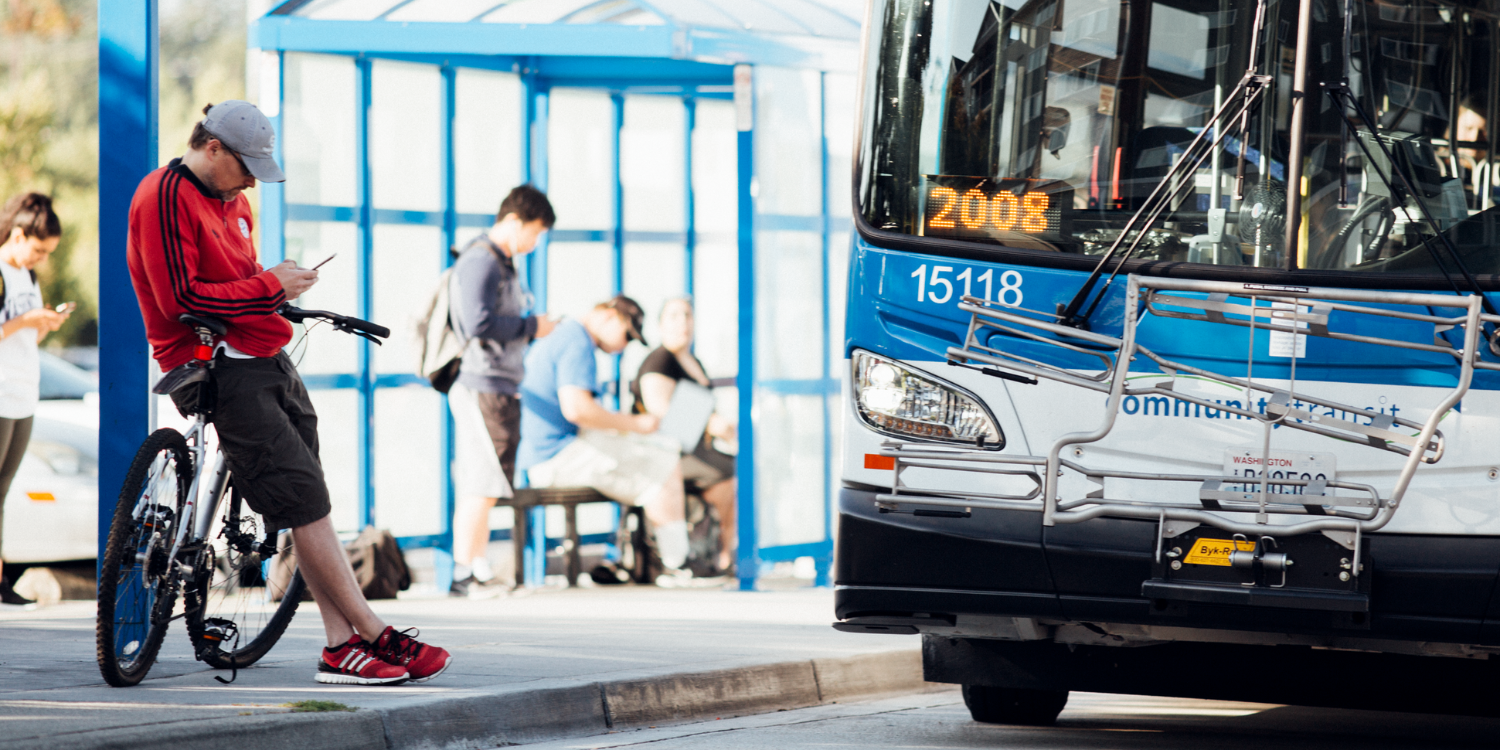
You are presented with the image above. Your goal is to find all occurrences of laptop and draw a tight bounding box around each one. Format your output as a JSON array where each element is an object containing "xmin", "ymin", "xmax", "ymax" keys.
[{"xmin": 657, "ymin": 380, "xmax": 716, "ymax": 454}]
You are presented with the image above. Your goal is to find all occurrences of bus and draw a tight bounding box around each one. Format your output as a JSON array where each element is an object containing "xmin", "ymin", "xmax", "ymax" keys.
[{"xmin": 835, "ymin": 0, "xmax": 1500, "ymax": 723}]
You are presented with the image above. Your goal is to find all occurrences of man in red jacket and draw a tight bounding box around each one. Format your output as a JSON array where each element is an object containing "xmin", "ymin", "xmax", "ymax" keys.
[{"xmin": 126, "ymin": 101, "xmax": 449, "ymax": 686}]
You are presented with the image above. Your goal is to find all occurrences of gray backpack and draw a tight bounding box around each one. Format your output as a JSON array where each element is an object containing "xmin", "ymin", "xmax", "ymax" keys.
[{"xmin": 411, "ymin": 266, "xmax": 465, "ymax": 393}]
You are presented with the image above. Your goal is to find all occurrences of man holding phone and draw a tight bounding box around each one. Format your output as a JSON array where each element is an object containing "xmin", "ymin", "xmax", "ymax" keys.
[
  {"xmin": 126, "ymin": 101, "xmax": 450, "ymax": 684},
  {"xmin": 446, "ymin": 185, "xmax": 556, "ymax": 596}
]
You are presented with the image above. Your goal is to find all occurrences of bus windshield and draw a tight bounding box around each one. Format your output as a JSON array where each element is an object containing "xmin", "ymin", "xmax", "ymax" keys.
[{"xmin": 859, "ymin": 0, "xmax": 1500, "ymax": 276}]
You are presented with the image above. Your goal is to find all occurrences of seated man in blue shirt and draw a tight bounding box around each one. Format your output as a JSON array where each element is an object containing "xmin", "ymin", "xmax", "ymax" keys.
[{"xmin": 517, "ymin": 296, "xmax": 692, "ymax": 579}]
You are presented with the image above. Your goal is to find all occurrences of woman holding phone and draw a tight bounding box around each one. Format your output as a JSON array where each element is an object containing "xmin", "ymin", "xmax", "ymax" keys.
[{"xmin": 0, "ymin": 193, "xmax": 69, "ymax": 605}]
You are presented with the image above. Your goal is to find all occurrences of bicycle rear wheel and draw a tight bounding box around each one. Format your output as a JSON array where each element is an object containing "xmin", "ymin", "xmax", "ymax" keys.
[
  {"xmin": 97, "ymin": 428, "xmax": 192, "ymax": 687},
  {"xmin": 185, "ymin": 476, "xmax": 304, "ymax": 670}
]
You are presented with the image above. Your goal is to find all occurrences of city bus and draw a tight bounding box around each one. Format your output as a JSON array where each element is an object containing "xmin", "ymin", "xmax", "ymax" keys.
[{"xmin": 835, "ymin": 0, "xmax": 1500, "ymax": 723}]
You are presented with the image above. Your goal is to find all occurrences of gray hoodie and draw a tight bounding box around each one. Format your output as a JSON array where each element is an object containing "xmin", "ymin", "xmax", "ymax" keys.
[{"xmin": 450, "ymin": 234, "xmax": 538, "ymax": 394}]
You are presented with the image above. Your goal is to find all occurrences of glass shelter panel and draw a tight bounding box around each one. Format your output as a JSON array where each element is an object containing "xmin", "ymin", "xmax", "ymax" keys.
[
  {"xmin": 756, "ymin": 393, "xmax": 829, "ymax": 547},
  {"xmin": 374, "ymin": 388, "xmax": 444, "ymax": 537},
  {"xmin": 310, "ymin": 389, "xmax": 361, "ymax": 532},
  {"xmin": 372, "ymin": 225, "xmax": 444, "ymax": 374},
  {"xmin": 371, "ymin": 60, "xmax": 442, "ymax": 212},
  {"xmin": 756, "ymin": 67, "xmax": 825, "ymax": 216},
  {"xmin": 859, "ymin": 0, "xmax": 1500, "ymax": 274},
  {"xmin": 755, "ymin": 230, "xmax": 824, "ymax": 381},
  {"xmin": 548, "ymin": 88, "xmax": 615, "ymax": 232},
  {"xmin": 456, "ymin": 69, "xmax": 524, "ymax": 216},
  {"xmin": 622, "ymin": 95, "xmax": 686, "ymax": 232},
  {"xmin": 284, "ymin": 221, "xmax": 359, "ymax": 374},
  {"xmin": 283, "ymin": 53, "xmax": 357, "ymax": 207},
  {"xmin": 547, "ymin": 242, "xmax": 614, "ymax": 321},
  {"xmin": 692, "ymin": 100, "xmax": 739, "ymax": 380},
  {"xmin": 693, "ymin": 100, "xmax": 740, "ymax": 239}
]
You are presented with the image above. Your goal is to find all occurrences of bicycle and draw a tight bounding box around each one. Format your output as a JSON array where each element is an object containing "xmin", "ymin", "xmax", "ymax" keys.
[{"xmin": 96, "ymin": 305, "xmax": 390, "ymax": 687}]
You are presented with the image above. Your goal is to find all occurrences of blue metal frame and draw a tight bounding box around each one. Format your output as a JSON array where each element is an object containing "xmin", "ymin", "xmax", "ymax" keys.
[
  {"xmin": 435, "ymin": 63, "xmax": 458, "ymax": 594},
  {"xmin": 98, "ymin": 3, "xmax": 849, "ymax": 595},
  {"xmin": 734, "ymin": 67, "xmax": 758, "ymax": 591},
  {"xmin": 261, "ymin": 51, "xmax": 287, "ymax": 264},
  {"xmin": 684, "ymin": 98, "xmax": 697, "ymax": 296},
  {"xmin": 354, "ymin": 56, "xmax": 375, "ymax": 530},
  {"xmin": 97, "ymin": 0, "xmax": 158, "ymax": 566}
]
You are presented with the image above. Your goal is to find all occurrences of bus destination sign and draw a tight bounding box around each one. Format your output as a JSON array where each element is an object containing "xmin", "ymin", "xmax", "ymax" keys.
[{"xmin": 921, "ymin": 176, "xmax": 1069, "ymax": 241}]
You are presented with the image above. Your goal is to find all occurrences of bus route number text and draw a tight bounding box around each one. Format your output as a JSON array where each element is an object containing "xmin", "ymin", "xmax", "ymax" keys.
[{"xmin": 920, "ymin": 176, "xmax": 1066, "ymax": 239}]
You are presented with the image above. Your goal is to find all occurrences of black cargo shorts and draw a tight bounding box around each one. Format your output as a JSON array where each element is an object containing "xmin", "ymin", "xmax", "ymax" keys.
[{"xmin": 171, "ymin": 351, "xmax": 332, "ymax": 530}]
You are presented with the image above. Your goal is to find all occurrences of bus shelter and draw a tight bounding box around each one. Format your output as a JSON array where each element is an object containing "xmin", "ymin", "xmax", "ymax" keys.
[{"xmin": 97, "ymin": 0, "xmax": 861, "ymax": 592}]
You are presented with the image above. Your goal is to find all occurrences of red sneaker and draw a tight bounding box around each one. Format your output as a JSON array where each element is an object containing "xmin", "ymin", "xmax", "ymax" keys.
[
  {"xmin": 373, "ymin": 626, "xmax": 451, "ymax": 683},
  {"xmin": 316, "ymin": 635, "xmax": 409, "ymax": 685}
]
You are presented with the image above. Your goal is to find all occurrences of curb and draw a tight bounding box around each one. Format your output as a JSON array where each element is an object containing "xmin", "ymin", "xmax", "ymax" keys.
[{"xmin": 3, "ymin": 649, "xmax": 926, "ymax": 750}]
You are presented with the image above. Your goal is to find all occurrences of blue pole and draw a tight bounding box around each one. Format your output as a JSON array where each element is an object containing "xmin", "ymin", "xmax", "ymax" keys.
[
  {"xmin": 734, "ymin": 65, "xmax": 758, "ymax": 591},
  {"xmin": 530, "ymin": 79, "xmax": 550, "ymax": 313},
  {"xmin": 816, "ymin": 72, "xmax": 833, "ymax": 588},
  {"xmin": 609, "ymin": 92, "xmax": 624, "ymax": 411},
  {"xmin": 522, "ymin": 73, "xmax": 550, "ymax": 587},
  {"xmin": 97, "ymin": 0, "xmax": 158, "ymax": 567},
  {"xmin": 683, "ymin": 97, "xmax": 696, "ymax": 297},
  {"xmin": 355, "ymin": 56, "xmax": 375, "ymax": 530},
  {"xmin": 260, "ymin": 51, "xmax": 286, "ymax": 265},
  {"xmin": 436, "ymin": 64, "xmax": 458, "ymax": 593}
]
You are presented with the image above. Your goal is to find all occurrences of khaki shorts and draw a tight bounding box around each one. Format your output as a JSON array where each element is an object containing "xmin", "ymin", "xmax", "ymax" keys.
[
  {"xmin": 448, "ymin": 382, "xmax": 515, "ymax": 499},
  {"xmin": 525, "ymin": 430, "xmax": 679, "ymax": 505}
]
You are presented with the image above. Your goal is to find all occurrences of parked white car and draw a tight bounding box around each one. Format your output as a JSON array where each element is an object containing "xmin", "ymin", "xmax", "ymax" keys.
[{"xmin": 1, "ymin": 352, "xmax": 98, "ymax": 563}]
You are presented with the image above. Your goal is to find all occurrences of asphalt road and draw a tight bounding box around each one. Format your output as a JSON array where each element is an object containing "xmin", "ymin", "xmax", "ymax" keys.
[{"xmin": 511, "ymin": 688, "xmax": 1500, "ymax": 750}]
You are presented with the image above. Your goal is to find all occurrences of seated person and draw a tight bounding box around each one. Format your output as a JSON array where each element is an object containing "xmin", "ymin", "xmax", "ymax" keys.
[
  {"xmin": 630, "ymin": 297, "xmax": 736, "ymax": 574},
  {"xmin": 516, "ymin": 296, "xmax": 694, "ymax": 580}
]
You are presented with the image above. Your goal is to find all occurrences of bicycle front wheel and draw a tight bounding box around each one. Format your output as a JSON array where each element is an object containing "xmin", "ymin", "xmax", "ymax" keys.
[
  {"xmin": 185, "ymin": 476, "xmax": 304, "ymax": 670},
  {"xmin": 97, "ymin": 428, "xmax": 192, "ymax": 687}
]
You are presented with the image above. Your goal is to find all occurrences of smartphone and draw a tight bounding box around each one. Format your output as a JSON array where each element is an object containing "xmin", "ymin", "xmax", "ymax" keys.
[
  {"xmin": 310, "ymin": 253, "xmax": 337, "ymax": 270},
  {"xmin": 55, "ymin": 302, "xmax": 76, "ymax": 314}
]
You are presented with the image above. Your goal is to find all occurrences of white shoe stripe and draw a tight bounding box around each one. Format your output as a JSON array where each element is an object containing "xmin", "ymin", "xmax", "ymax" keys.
[
  {"xmin": 338, "ymin": 651, "xmax": 357, "ymax": 670},
  {"xmin": 351, "ymin": 654, "xmax": 372, "ymax": 673}
]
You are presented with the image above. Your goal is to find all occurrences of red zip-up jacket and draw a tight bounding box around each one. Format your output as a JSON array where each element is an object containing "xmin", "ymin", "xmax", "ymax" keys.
[{"xmin": 127, "ymin": 160, "xmax": 290, "ymax": 371}]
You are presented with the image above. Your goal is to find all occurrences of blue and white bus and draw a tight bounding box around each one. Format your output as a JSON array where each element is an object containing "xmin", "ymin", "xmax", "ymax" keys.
[{"xmin": 836, "ymin": 0, "xmax": 1500, "ymax": 722}]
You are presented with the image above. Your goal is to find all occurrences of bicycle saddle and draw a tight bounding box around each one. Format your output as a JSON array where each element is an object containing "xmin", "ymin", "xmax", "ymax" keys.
[{"xmin": 179, "ymin": 313, "xmax": 228, "ymax": 336}]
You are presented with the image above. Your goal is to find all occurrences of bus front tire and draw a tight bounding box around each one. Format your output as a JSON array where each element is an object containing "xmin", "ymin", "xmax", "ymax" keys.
[{"xmin": 961, "ymin": 685, "xmax": 1069, "ymax": 725}]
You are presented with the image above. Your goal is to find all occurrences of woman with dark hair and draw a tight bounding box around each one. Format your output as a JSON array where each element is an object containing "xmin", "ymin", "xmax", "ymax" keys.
[{"xmin": 0, "ymin": 193, "xmax": 69, "ymax": 605}]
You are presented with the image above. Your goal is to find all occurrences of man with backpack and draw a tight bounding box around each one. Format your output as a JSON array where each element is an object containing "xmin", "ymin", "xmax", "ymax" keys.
[{"xmin": 446, "ymin": 186, "xmax": 556, "ymax": 596}]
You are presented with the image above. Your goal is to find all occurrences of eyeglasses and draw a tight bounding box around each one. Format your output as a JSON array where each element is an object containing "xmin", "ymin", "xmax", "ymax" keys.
[{"xmin": 225, "ymin": 147, "xmax": 251, "ymax": 179}]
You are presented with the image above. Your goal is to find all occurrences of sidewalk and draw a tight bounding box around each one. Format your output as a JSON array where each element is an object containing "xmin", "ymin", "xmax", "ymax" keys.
[{"xmin": 0, "ymin": 585, "xmax": 926, "ymax": 750}]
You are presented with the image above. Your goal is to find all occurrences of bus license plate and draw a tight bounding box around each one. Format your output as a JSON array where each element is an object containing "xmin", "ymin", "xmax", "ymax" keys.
[{"xmin": 1222, "ymin": 449, "xmax": 1335, "ymax": 496}]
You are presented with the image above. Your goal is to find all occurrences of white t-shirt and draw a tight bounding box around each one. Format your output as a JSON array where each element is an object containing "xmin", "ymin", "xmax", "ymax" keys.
[{"xmin": 0, "ymin": 260, "xmax": 43, "ymax": 419}]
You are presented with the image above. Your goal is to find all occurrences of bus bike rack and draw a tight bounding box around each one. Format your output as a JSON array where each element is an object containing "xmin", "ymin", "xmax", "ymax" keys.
[{"xmin": 873, "ymin": 274, "xmax": 1500, "ymax": 593}]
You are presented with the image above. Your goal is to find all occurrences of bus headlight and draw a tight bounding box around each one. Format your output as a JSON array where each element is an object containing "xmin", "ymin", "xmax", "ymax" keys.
[{"xmin": 851, "ymin": 351, "xmax": 1003, "ymax": 449}]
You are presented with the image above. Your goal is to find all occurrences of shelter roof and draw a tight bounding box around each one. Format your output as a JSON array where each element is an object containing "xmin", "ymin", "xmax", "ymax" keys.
[{"xmin": 278, "ymin": 0, "xmax": 862, "ymax": 37}]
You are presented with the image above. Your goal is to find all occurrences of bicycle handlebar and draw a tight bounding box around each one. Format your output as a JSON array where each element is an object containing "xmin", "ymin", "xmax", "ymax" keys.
[{"xmin": 278, "ymin": 305, "xmax": 390, "ymax": 342}]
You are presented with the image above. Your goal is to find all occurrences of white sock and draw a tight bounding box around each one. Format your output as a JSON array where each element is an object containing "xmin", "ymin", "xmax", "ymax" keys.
[
  {"xmin": 471, "ymin": 555, "xmax": 494, "ymax": 583},
  {"xmin": 454, "ymin": 562, "xmax": 472, "ymax": 582},
  {"xmin": 655, "ymin": 521, "xmax": 690, "ymax": 570}
]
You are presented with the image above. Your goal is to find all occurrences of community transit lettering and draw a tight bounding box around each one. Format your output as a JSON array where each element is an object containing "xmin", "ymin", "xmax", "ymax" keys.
[{"xmin": 1118, "ymin": 393, "xmax": 1401, "ymax": 427}]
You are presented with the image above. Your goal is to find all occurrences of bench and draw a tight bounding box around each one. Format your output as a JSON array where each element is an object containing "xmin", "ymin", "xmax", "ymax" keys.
[{"xmin": 498, "ymin": 488, "xmax": 648, "ymax": 587}]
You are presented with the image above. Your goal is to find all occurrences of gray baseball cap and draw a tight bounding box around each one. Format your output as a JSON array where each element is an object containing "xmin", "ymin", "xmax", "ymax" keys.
[{"xmin": 201, "ymin": 100, "xmax": 285, "ymax": 183}]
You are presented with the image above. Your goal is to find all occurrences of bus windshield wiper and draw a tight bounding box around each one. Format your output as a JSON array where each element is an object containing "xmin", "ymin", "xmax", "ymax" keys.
[{"xmin": 1057, "ymin": 0, "xmax": 1273, "ymax": 330}]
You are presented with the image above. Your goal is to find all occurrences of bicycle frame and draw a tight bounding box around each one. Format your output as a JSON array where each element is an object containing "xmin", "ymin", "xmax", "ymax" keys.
[{"xmin": 131, "ymin": 411, "xmax": 231, "ymax": 580}]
